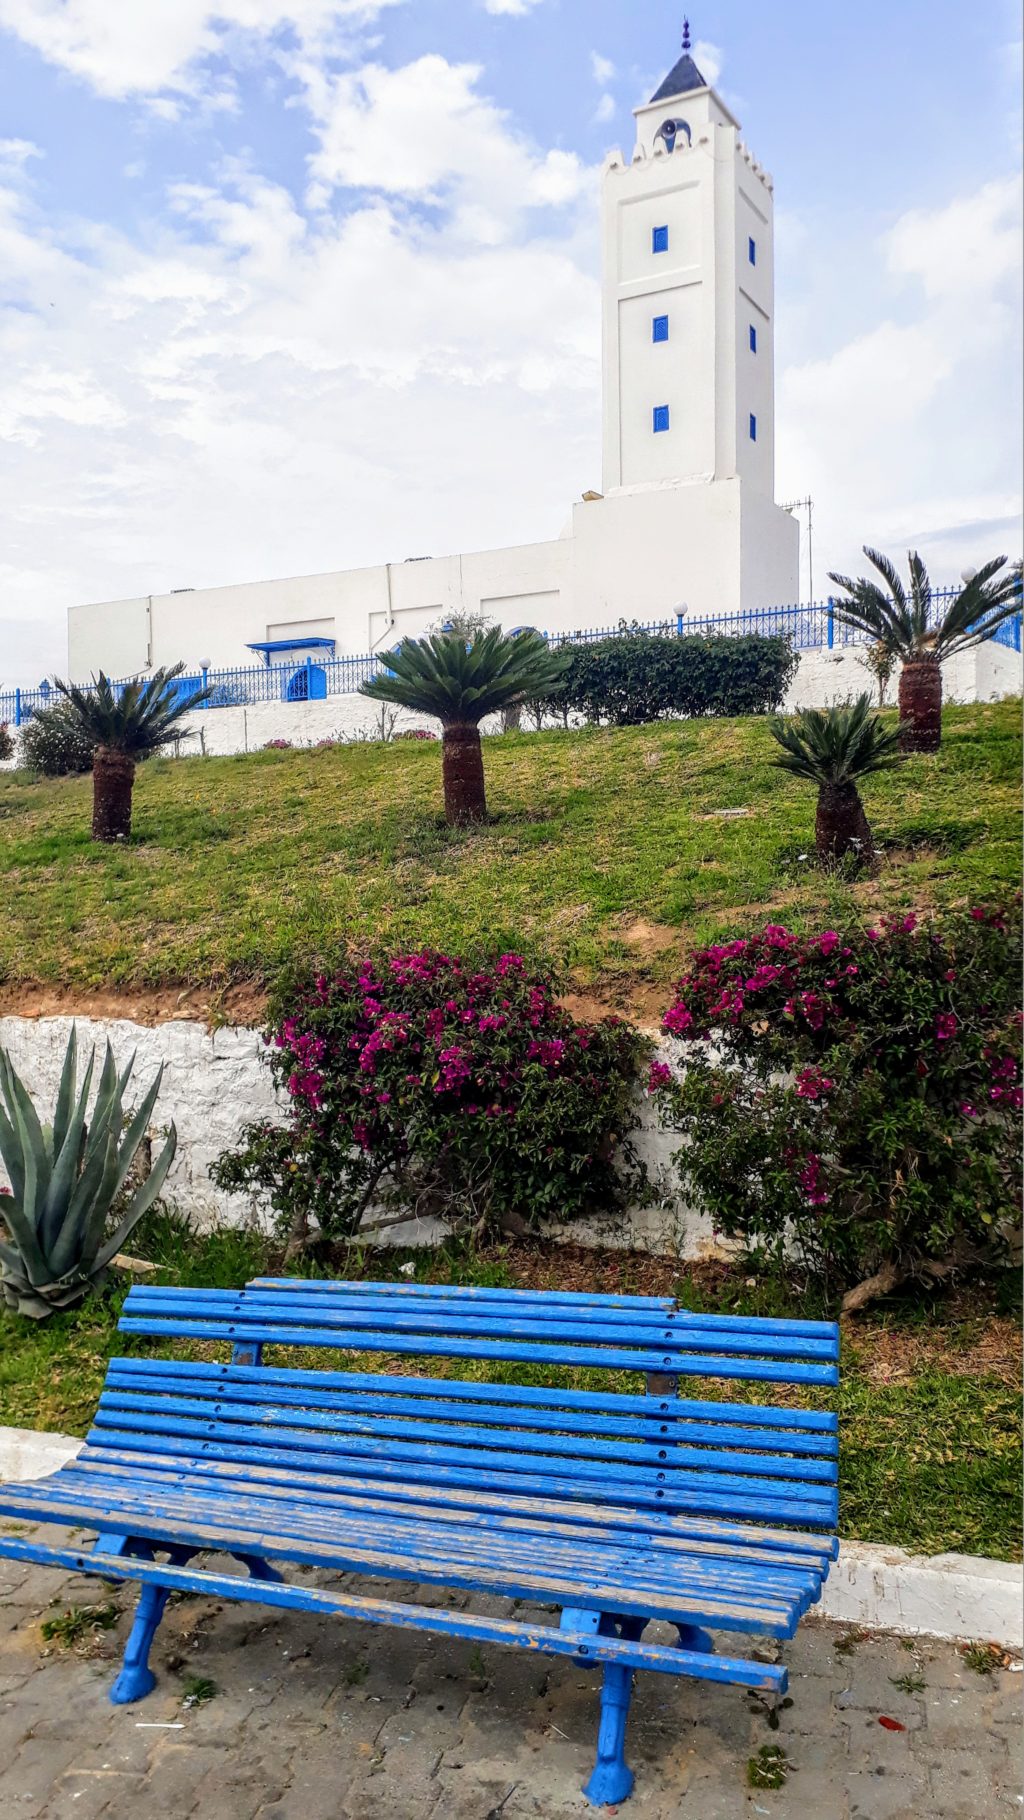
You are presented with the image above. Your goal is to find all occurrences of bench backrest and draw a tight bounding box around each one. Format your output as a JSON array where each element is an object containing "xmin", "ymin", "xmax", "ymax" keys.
[{"xmin": 108, "ymin": 1280, "xmax": 839, "ymax": 1538}]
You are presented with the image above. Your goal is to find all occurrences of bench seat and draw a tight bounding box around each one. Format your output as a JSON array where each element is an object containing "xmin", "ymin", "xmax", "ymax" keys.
[{"xmin": 0, "ymin": 1280, "xmax": 839, "ymax": 1806}]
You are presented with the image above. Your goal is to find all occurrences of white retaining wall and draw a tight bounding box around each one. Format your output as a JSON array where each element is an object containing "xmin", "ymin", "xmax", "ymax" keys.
[
  {"xmin": 0, "ymin": 1015, "xmax": 720, "ymax": 1259},
  {"xmin": 4, "ymin": 643, "xmax": 1019, "ymax": 765}
]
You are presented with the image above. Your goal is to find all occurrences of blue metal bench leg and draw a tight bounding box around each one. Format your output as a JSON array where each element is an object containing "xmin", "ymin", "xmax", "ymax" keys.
[
  {"xmin": 110, "ymin": 1583, "xmax": 170, "ymax": 1705},
  {"xmin": 676, "ymin": 1623, "xmax": 715, "ymax": 1654},
  {"xmin": 240, "ymin": 1556, "xmax": 284, "ymax": 1583},
  {"xmin": 583, "ymin": 1662, "xmax": 635, "ymax": 1807}
]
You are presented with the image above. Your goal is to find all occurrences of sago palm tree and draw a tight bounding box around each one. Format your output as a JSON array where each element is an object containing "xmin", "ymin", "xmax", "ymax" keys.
[
  {"xmin": 55, "ymin": 665, "xmax": 212, "ymax": 842},
  {"xmin": 769, "ymin": 695, "xmax": 902, "ymax": 863},
  {"xmin": 360, "ymin": 628, "xmax": 569, "ymax": 824},
  {"xmin": 827, "ymin": 549, "xmax": 1021, "ymax": 753}
]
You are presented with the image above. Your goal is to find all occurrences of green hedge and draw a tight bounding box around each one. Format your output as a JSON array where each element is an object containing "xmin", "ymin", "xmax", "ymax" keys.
[{"xmin": 534, "ymin": 627, "xmax": 799, "ymax": 727}]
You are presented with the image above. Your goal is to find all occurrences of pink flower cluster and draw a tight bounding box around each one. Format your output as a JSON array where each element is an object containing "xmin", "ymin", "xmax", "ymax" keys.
[{"xmin": 795, "ymin": 1066, "xmax": 834, "ymax": 1100}]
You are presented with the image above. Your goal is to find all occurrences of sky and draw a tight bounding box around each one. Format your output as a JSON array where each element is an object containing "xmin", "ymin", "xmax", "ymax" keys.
[{"xmin": 0, "ymin": 0, "xmax": 1021, "ymax": 686}]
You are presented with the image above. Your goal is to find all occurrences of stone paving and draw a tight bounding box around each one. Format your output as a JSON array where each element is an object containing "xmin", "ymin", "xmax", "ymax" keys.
[{"xmin": 0, "ymin": 1535, "xmax": 1019, "ymax": 1820}]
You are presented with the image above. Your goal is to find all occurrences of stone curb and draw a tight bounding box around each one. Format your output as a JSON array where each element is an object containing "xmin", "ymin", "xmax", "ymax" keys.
[{"xmin": 1, "ymin": 1424, "xmax": 1020, "ymax": 1649}]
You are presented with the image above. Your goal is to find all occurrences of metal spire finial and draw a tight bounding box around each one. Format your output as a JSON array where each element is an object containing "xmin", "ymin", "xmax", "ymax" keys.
[{"xmin": 682, "ymin": 17, "xmax": 692, "ymax": 52}]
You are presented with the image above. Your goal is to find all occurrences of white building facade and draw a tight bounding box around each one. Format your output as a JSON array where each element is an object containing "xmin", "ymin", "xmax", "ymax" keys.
[{"xmin": 68, "ymin": 38, "xmax": 800, "ymax": 683}]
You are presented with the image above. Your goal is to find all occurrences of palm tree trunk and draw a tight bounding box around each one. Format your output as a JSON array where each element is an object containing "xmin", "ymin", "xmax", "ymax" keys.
[
  {"xmin": 898, "ymin": 658, "xmax": 943, "ymax": 753},
  {"xmin": 92, "ymin": 747, "xmax": 136, "ymax": 841},
  {"xmin": 816, "ymin": 781, "xmax": 874, "ymax": 863},
  {"xmin": 441, "ymin": 723, "xmax": 486, "ymax": 824}
]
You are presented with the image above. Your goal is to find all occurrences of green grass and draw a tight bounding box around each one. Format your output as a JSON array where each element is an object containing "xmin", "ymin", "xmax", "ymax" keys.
[
  {"xmin": 0, "ymin": 1217, "xmax": 1018, "ymax": 1561},
  {"xmin": 40, "ymin": 1602, "xmax": 119, "ymax": 1646},
  {"xmin": 1, "ymin": 700, "xmax": 1019, "ymax": 999}
]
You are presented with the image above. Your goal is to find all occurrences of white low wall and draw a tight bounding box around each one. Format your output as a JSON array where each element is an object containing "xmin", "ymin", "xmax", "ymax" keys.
[
  {"xmin": 786, "ymin": 639, "xmax": 1022, "ymax": 711},
  {"xmin": 4, "ymin": 643, "xmax": 1019, "ymax": 765},
  {"xmin": 0, "ymin": 1014, "xmax": 719, "ymax": 1259}
]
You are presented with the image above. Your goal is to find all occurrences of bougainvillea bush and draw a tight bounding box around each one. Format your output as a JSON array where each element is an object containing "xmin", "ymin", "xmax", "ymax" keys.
[
  {"xmin": 213, "ymin": 950, "xmax": 650, "ymax": 1250},
  {"xmin": 650, "ymin": 904, "xmax": 1022, "ymax": 1304}
]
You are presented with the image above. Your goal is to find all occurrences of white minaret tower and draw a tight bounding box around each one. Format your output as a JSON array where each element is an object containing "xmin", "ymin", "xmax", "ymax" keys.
[{"xmin": 570, "ymin": 20, "xmax": 798, "ymax": 617}]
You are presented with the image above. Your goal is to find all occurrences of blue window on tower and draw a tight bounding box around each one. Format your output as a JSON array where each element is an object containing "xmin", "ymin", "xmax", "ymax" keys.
[
  {"xmin": 749, "ymin": 323, "xmax": 758, "ymax": 354},
  {"xmin": 652, "ymin": 225, "xmax": 669, "ymax": 254},
  {"xmin": 653, "ymin": 405, "xmax": 671, "ymax": 434},
  {"xmin": 653, "ymin": 314, "xmax": 669, "ymax": 343},
  {"xmin": 748, "ymin": 235, "xmax": 757, "ymax": 265},
  {"xmin": 749, "ymin": 413, "xmax": 758, "ymax": 442}
]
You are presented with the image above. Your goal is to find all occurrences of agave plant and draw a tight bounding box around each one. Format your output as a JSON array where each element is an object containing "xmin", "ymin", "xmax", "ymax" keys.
[
  {"xmin": 54, "ymin": 665, "xmax": 212, "ymax": 842},
  {"xmin": 827, "ymin": 550, "xmax": 1021, "ymax": 752},
  {"xmin": 0, "ymin": 1029, "xmax": 177, "ymax": 1319},
  {"xmin": 360, "ymin": 627, "xmax": 570, "ymax": 823},
  {"xmin": 769, "ymin": 695, "xmax": 902, "ymax": 863}
]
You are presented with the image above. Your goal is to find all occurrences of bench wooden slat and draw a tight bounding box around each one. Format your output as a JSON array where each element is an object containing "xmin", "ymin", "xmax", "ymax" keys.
[
  {"xmin": 247, "ymin": 1278, "xmax": 838, "ymax": 1340},
  {"xmin": 124, "ymin": 1287, "xmax": 839, "ymax": 1362},
  {"xmin": 92, "ymin": 1393, "xmax": 840, "ymax": 1515},
  {"xmin": 69, "ymin": 1450, "xmax": 835, "ymax": 1572},
  {"xmin": 76, "ymin": 1444, "xmax": 839, "ymax": 1566},
  {"xmin": 112, "ymin": 1355, "xmax": 839, "ymax": 1438},
  {"xmin": 0, "ymin": 1537, "xmax": 790, "ymax": 1694},
  {"xmin": 8, "ymin": 1472, "xmax": 819, "ymax": 1613},
  {"xmin": 117, "ymin": 1314, "xmax": 839, "ymax": 1386},
  {"xmin": 86, "ymin": 1418, "xmax": 838, "ymax": 1528},
  {"xmin": 0, "ymin": 1483, "xmax": 803, "ymax": 1636},
  {"xmin": 96, "ymin": 1383, "xmax": 837, "ymax": 1485},
  {"xmin": 104, "ymin": 1361, "xmax": 840, "ymax": 1456}
]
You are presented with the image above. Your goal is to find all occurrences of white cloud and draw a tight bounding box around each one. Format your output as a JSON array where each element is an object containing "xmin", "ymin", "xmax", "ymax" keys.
[
  {"xmin": 481, "ymin": 0, "xmax": 544, "ymax": 14},
  {"xmin": 778, "ymin": 174, "xmax": 1023, "ymax": 588},
  {"xmin": 591, "ymin": 53, "xmax": 615, "ymax": 86},
  {"xmin": 693, "ymin": 39, "xmax": 723, "ymax": 89},
  {"xmin": 296, "ymin": 54, "xmax": 591, "ymax": 231},
  {"xmin": 593, "ymin": 93, "xmax": 616, "ymax": 125},
  {"xmin": 0, "ymin": 136, "xmax": 41, "ymax": 170},
  {"xmin": 0, "ymin": 0, "xmax": 403, "ymax": 98},
  {"xmin": 0, "ymin": 71, "xmax": 601, "ymax": 684}
]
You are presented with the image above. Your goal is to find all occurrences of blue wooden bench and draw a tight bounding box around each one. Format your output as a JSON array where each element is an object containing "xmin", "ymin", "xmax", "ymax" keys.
[{"xmin": 0, "ymin": 1279, "xmax": 839, "ymax": 1807}]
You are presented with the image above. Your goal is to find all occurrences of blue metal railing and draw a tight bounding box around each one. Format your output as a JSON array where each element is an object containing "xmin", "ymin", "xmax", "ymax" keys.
[{"xmin": 2, "ymin": 591, "xmax": 1020, "ymax": 727}]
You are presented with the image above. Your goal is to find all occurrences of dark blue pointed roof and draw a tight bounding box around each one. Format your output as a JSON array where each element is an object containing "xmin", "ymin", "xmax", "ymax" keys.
[{"xmin": 649, "ymin": 52, "xmax": 708, "ymax": 105}]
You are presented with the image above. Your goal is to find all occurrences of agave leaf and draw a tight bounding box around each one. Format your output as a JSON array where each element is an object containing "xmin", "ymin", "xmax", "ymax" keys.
[
  {"xmin": 50, "ymin": 1026, "xmax": 79, "ymax": 1164},
  {"xmin": 0, "ymin": 1087, "xmax": 26, "ymax": 1212},
  {"xmin": 54, "ymin": 1107, "xmax": 121, "ymax": 1275},
  {"xmin": 0, "ymin": 1178, "xmax": 50, "ymax": 1286},
  {"xmin": 38, "ymin": 1049, "xmax": 96, "ymax": 1259},
  {"xmin": 0, "ymin": 1049, "xmax": 53, "ymax": 1224},
  {"xmin": 53, "ymin": 1129, "xmax": 120, "ymax": 1279},
  {"xmin": 5, "ymin": 1076, "xmax": 47, "ymax": 1243},
  {"xmin": 105, "ymin": 1065, "xmax": 166, "ymax": 1212},
  {"xmin": 93, "ymin": 1125, "xmax": 178, "ymax": 1273}
]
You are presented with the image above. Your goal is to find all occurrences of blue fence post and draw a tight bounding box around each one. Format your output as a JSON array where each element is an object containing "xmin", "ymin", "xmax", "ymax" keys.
[
  {"xmin": 676, "ymin": 612, "xmax": 684, "ymax": 637},
  {"xmin": 14, "ymin": 688, "xmax": 21, "ymax": 729},
  {"xmin": 826, "ymin": 598, "xmax": 835, "ymax": 650},
  {"xmin": 200, "ymin": 666, "xmax": 209, "ymax": 708},
  {"xmin": 305, "ymin": 655, "xmax": 313, "ymax": 699},
  {"xmin": 1015, "ymin": 613, "xmax": 1022, "ymax": 654}
]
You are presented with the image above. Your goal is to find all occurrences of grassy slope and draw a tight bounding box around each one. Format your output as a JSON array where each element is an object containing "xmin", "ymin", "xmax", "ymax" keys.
[
  {"xmin": 0, "ymin": 1221, "xmax": 1018, "ymax": 1561},
  {"xmin": 0, "ymin": 699, "xmax": 1020, "ymax": 1001}
]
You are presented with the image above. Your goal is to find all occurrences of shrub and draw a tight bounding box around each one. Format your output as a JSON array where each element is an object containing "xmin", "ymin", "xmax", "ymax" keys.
[
  {"xmin": 18, "ymin": 699, "xmax": 95, "ymax": 776},
  {"xmin": 263, "ymin": 738, "xmax": 293, "ymax": 750},
  {"xmin": 531, "ymin": 626, "xmax": 798, "ymax": 727},
  {"xmin": 0, "ymin": 722, "xmax": 13, "ymax": 762},
  {"xmin": 394, "ymin": 728, "xmax": 438, "ymax": 741},
  {"xmin": 651, "ymin": 904, "xmax": 1022, "ymax": 1305},
  {"xmin": 212, "ymin": 949, "xmax": 651, "ymax": 1249}
]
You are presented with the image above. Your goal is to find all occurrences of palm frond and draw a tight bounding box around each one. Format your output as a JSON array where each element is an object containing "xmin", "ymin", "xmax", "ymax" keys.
[
  {"xmin": 828, "ymin": 548, "xmax": 1021, "ymax": 662},
  {"xmin": 769, "ymin": 696, "xmax": 902, "ymax": 786},
  {"xmin": 360, "ymin": 629, "xmax": 570, "ymax": 726},
  {"xmin": 54, "ymin": 666, "xmax": 213, "ymax": 756}
]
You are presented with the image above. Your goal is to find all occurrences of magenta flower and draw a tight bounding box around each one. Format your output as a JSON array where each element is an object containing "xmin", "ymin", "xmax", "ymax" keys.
[
  {"xmin": 648, "ymin": 1061, "xmax": 673, "ymax": 1092},
  {"xmin": 935, "ymin": 1013, "xmax": 958, "ymax": 1042}
]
